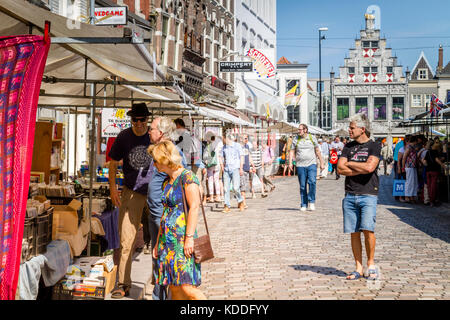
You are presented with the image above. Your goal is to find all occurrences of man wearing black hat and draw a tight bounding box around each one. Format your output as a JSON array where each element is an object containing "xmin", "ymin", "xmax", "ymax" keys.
[{"xmin": 108, "ymin": 102, "xmax": 152, "ymax": 298}]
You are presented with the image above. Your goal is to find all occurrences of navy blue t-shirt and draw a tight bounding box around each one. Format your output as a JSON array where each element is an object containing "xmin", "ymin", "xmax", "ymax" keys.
[
  {"xmin": 243, "ymin": 144, "xmax": 251, "ymax": 172},
  {"xmin": 108, "ymin": 127, "xmax": 152, "ymax": 195}
]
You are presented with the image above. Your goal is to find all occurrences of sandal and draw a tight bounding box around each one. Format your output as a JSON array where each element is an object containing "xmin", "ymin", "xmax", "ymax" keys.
[
  {"xmin": 366, "ymin": 268, "xmax": 379, "ymax": 281},
  {"xmin": 111, "ymin": 284, "xmax": 130, "ymax": 299},
  {"xmin": 346, "ymin": 271, "xmax": 363, "ymax": 280}
]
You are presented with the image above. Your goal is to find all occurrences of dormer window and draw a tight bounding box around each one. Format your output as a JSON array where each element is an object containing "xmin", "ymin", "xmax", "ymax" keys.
[
  {"xmin": 418, "ymin": 68, "xmax": 428, "ymax": 80},
  {"xmin": 362, "ymin": 41, "xmax": 379, "ymax": 48}
]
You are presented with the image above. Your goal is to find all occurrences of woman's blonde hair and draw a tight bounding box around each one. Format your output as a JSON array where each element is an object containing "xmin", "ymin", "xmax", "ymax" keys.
[{"xmin": 147, "ymin": 140, "xmax": 183, "ymax": 170}]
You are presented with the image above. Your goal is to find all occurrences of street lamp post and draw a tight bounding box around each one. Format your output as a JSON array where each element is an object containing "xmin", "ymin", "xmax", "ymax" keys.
[{"xmin": 318, "ymin": 27, "xmax": 328, "ymax": 128}]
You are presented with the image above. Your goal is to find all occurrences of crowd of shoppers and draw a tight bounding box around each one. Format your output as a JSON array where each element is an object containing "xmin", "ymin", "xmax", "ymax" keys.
[
  {"xmin": 393, "ymin": 134, "xmax": 448, "ymax": 206},
  {"xmin": 107, "ymin": 103, "xmax": 449, "ymax": 300},
  {"xmin": 107, "ymin": 103, "xmax": 279, "ymax": 300}
]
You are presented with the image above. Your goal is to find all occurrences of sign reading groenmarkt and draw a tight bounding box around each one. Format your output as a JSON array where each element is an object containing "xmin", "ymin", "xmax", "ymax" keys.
[
  {"xmin": 219, "ymin": 61, "xmax": 253, "ymax": 72},
  {"xmin": 94, "ymin": 7, "xmax": 127, "ymax": 26}
]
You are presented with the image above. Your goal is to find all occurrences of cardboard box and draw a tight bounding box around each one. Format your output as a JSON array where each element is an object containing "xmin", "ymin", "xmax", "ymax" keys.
[
  {"xmin": 103, "ymin": 265, "xmax": 117, "ymax": 295},
  {"xmin": 52, "ymin": 199, "xmax": 82, "ymax": 237}
]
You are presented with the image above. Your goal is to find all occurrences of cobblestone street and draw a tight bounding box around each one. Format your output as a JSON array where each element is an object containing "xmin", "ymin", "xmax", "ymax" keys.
[{"xmin": 197, "ymin": 173, "xmax": 450, "ymax": 300}]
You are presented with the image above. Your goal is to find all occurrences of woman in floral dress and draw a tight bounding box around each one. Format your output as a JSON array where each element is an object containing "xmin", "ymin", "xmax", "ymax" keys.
[{"xmin": 148, "ymin": 140, "xmax": 206, "ymax": 300}]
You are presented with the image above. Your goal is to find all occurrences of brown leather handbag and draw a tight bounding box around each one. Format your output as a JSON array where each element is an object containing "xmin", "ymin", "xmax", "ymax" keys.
[{"xmin": 181, "ymin": 182, "xmax": 214, "ymax": 264}]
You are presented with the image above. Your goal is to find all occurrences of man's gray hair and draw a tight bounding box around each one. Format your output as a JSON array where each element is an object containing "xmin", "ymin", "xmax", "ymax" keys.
[
  {"xmin": 349, "ymin": 113, "xmax": 371, "ymax": 138},
  {"xmin": 156, "ymin": 116, "xmax": 176, "ymax": 140}
]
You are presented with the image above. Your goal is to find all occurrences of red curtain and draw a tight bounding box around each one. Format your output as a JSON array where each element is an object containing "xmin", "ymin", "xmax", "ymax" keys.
[{"xmin": 0, "ymin": 32, "xmax": 50, "ymax": 300}]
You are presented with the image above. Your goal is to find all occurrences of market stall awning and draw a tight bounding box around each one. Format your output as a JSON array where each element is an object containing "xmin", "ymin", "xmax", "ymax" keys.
[
  {"xmin": 195, "ymin": 106, "xmax": 257, "ymax": 127},
  {"xmin": 0, "ymin": 0, "xmax": 183, "ymax": 110}
]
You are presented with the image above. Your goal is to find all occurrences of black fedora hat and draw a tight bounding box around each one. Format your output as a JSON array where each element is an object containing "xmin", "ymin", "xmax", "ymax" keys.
[{"xmin": 127, "ymin": 103, "xmax": 151, "ymax": 117}]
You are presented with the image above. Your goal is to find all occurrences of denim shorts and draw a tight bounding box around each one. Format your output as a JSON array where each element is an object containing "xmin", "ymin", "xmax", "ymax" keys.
[{"xmin": 342, "ymin": 193, "xmax": 378, "ymax": 233}]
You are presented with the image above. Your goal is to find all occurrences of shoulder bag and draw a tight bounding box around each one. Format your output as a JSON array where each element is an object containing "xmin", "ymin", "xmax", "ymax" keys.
[{"xmin": 181, "ymin": 179, "xmax": 214, "ymax": 264}]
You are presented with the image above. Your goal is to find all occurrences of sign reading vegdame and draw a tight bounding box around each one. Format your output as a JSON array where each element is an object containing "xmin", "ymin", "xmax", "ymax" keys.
[
  {"xmin": 219, "ymin": 61, "xmax": 253, "ymax": 72},
  {"xmin": 101, "ymin": 108, "xmax": 131, "ymax": 137},
  {"xmin": 94, "ymin": 7, "xmax": 127, "ymax": 26},
  {"xmin": 245, "ymin": 48, "xmax": 276, "ymax": 80}
]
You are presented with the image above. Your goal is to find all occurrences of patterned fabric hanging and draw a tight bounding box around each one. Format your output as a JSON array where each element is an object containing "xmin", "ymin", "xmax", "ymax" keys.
[{"xmin": 0, "ymin": 28, "xmax": 50, "ymax": 300}]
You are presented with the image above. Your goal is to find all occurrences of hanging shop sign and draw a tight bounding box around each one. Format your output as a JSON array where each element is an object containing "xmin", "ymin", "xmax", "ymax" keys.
[
  {"xmin": 94, "ymin": 7, "xmax": 128, "ymax": 26},
  {"xmin": 219, "ymin": 61, "xmax": 253, "ymax": 72},
  {"xmin": 245, "ymin": 48, "xmax": 276, "ymax": 80},
  {"xmin": 101, "ymin": 108, "xmax": 131, "ymax": 137}
]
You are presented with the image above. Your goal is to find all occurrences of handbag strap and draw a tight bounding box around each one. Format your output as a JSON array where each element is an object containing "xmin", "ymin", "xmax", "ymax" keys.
[{"xmin": 180, "ymin": 172, "xmax": 210, "ymax": 236}]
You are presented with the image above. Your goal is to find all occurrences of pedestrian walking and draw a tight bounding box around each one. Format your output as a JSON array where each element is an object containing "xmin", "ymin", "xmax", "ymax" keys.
[
  {"xmin": 380, "ymin": 141, "xmax": 393, "ymax": 176},
  {"xmin": 220, "ymin": 133, "xmax": 246, "ymax": 213},
  {"xmin": 240, "ymin": 134, "xmax": 254, "ymax": 209},
  {"xmin": 288, "ymin": 124, "xmax": 325, "ymax": 211},
  {"xmin": 318, "ymin": 138, "xmax": 329, "ymax": 179},
  {"xmin": 148, "ymin": 140, "xmax": 207, "ymax": 300},
  {"xmin": 424, "ymin": 141, "xmax": 446, "ymax": 207},
  {"xmin": 330, "ymin": 136, "xmax": 345, "ymax": 180},
  {"xmin": 337, "ymin": 113, "xmax": 381, "ymax": 281},
  {"xmin": 402, "ymin": 135, "xmax": 419, "ymax": 203},
  {"xmin": 108, "ymin": 103, "xmax": 153, "ymax": 299},
  {"xmin": 204, "ymin": 136, "xmax": 221, "ymax": 203},
  {"xmin": 250, "ymin": 140, "xmax": 267, "ymax": 198},
  {"xmin": 146, "ymin": 116, "xmax": 187, "ymax": 300},
  {"xmin": 262, "ymin": 141, "xmax": 276, "ymax": 193},
  {"xmin": 282, "ymin": 136, "xmax": 294, "ymax": 176}
]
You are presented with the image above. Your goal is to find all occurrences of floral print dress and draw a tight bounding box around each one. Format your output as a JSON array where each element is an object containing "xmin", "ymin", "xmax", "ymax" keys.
[{"xmin": 156, "ymin": 169, "xmax": 201, "ymax": 286}]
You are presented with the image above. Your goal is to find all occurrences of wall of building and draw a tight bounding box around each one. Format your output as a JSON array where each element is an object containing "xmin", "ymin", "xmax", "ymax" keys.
[
  {"xmin": 234, "ymin": 0, "xmax": 279, "ymax": 121},
  {"xmin": 331, "ymin": 14, "xmax": 408, "ymax": 138},
  {"xmin": 276, "ymin": 65, "xmax": 308, "ymax": 124}
]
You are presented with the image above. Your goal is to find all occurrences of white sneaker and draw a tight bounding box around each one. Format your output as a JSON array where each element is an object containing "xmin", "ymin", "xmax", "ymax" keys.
[
  {"xmin": 308, "ymin": 203, "xmax": 316, "ymax": 211},
  {"xmin": 300, "ymin": 206, "xmax": 307, "ymax": 211}
]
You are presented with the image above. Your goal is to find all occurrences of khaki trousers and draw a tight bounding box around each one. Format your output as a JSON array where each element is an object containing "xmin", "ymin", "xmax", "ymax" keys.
[{"xmin": 118, "ymin": 186, "xmax": 147, "ymax": 287}]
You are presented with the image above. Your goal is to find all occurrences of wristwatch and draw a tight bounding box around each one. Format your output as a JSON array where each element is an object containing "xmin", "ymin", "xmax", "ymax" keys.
[{"xmin": 186, "ymin": 234, "xmax": 194, "ymax": 238}]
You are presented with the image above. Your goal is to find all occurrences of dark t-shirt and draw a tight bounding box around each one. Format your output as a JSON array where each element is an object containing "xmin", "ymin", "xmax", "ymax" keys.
[
  {"xmin": 243, "ymin": 144, "xmax": 251, "ymax": 172},
  {"xmin": 425, "ymin": 150, "xmax": 441, "ymax": 172},
  {"xmin": 108, "ymin": 127, "xmax": 152, "ymax": 195},
  {"xmin": 341, "ymin": 140, "xmax": 381, "ymax": 196}
]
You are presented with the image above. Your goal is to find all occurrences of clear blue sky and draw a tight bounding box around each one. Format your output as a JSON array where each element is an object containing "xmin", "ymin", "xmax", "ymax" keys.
[{"xmin": 276, "ymin": 0, "xmax": 450, "ymax": 78}]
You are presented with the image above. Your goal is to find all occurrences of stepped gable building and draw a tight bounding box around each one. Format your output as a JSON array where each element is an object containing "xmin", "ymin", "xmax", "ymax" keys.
[
  {"xmin": 331, "ymin": 13, "xmax": 407, "ymax": 139},
  {"xmin": 407, "ymin": 51, "xmax": 438, "ymax": 118}
]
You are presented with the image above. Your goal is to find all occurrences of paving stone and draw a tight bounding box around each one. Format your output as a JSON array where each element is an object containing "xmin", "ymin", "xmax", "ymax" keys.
[{"xmin": 142, "ymin": 175, "xmax": 450, "ymax": 300}]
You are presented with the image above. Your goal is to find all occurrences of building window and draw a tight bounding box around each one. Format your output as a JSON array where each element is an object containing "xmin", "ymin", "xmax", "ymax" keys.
[
  {"xmin": 337, "ymin": 98, "xmax": 349, "ymax": 120},
  {"xmin": 374, "ymin": 97, "xmax": 386, "ymax": 120},
  {"xmin": 362, "ymin": 41, "xmax": 378, "ymax": 48},
  {"xmin": 393, "ymin": 97, "xmax": 404, "ymax": 120},
  {"xmin": 387, "ymin": 66, "xmax": 393, "ymax": 73},
  {"xmin": 412, "ymin": 94, "xmax": 422, "ymax": 107},
  {"xmin": 355, "ymin": 97, "xmax": 368, "ymax": 115},
  {"xmin": 424, "ymin": 94, "xmax": 432, "ymax": 109},
  {"xmin": 418, "ymin": 68, "xmax": 428, "ymax": 80},
  {"xmin": 287, "ymin": 105, "xmax": 300, "ymax": 123},
  {"xmin": 348, "ymin": 67, "xmax": 355, "ymax": 74},
  {"xmin": 161, "ymin": 16, "xmax": 169, "ymax": 64},
  {"xmin": 363, "ymin": 66, "xmax": 377, "ymax": 73}
]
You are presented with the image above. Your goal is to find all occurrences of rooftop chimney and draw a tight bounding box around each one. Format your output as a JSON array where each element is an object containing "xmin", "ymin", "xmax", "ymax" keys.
[{"xmin": 438, "ymin": 44, "xmax": 443, "ymax": 73}]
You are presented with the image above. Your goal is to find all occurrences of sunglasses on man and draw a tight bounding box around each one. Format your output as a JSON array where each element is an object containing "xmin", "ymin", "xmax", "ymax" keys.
[{"xmin": 131, "ymin": 117, "xmax": 148, "ymax": 123}]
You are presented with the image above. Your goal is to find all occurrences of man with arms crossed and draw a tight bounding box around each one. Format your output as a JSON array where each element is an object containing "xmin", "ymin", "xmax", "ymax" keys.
[{"xmin": 337, "ymin": 114, "xmax": 381, "ymax": 281}]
